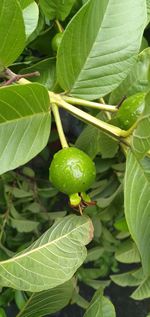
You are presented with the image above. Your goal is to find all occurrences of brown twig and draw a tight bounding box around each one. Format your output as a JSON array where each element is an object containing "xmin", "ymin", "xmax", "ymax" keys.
[{"xmin": 0, "ymin": 70, "xmax": 40, "ymax": 87}]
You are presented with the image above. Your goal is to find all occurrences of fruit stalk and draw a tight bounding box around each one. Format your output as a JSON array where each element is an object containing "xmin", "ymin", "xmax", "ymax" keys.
[
  {"xmin": 55, "ymin": 19, "xmax": 64, "ymax": 33},
  {"xmin": 51, "ymin": 103, "xmax": 69, "ymax": 148}
]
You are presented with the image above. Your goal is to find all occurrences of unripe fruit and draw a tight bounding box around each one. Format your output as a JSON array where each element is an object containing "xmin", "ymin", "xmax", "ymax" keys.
[
  {"xmin": 112, "ymin": 92, "xmax": 145, "ymax": 130},
  {"xmin": 49, "ymin": 147, "xmax": 96, "ymax": 196},
  {"xmin": 51, "ymin": 32, "xmax": 63, "ymax": 52}
]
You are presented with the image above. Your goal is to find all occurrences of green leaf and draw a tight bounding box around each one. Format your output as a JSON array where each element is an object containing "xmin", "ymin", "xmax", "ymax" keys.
[
  {"xmin": 114, "ymin": 217, "xmax": 129, "ymax": 232},
  {"xmin": 125, "ymin": 151, "xmax": 150, "ymax": 276},
  {"xmin": 110, "ymin": 48, "xmax": 150, "ymax": 104},
  {"xmin": 78, "ymin": 268, "xmax": 106, "ymax": 281},
  {"xmin": 0, "ymin": 0, "xmax": 25, "ymax": 71},
  {"xmin": 17, "ymin": 279, "xmax": 74, "ymax": 317},
  {"xmin": 57, "ymin": 0, "xmax": 146, "ymax": 100},
  {"xmin": 75, "ymin": 114, "xmax": 118, "ymax": 159},
  {"xmin": 83, "ymin": 279, "xmax": 110, "ymax": 291},
  {"xmin": 11, "ymin": 188, "xmax": 33, "ymax": 198},
  {"xmin": 0, "ymin": 215, "xmax": 93, "ymax": 291},
  {"xmin": 147, "ymin": 0, "xmax": 150, "ymax": 23},
  {"xmin": 111, "ymin": 269, "xmax": 143, "ymax": 287},
  {"xmin": 83, "ymin": 288, "xmax": 116, "ymax": 317},
  {"xmin": 9, "ymin": 218, "xmax": 39, "ymax": 233},
  {"xmin": 26, "ymin": 9, "xmax": 45, "ymax": 44},
  {"xmin": 131, "ymin": 276, "xmax": 150, "ymax": 300},
  {"xmin": 10, "ymin": 205, "xmax": 23, "ymax": 220},
  {"xmin": 73, "ymin": 291, "xmax": 89, "ymax": 310},
  {"xmin": 21, "ymin": 0, "xmax": 39, "ymax": 39},
  {"xmin": 115, "ymin": 239, "xmax": 140, "ymax": 264},
  {"xmin": 25, "ymin": 202, "xmax": 41, "ymax": 214},
  {"xmin": 20, "ymin": 0, "xmax": 32, "ymax": 8},
  {"xmin": 96, "ymin": 184, "xmax": 122, "ymax": 209},
  {"xmin": 85, "ymin": 246, "xmax": 104, "ymax": 263},
  {"xmin": 132, "ymin": 91, "xmax": 150, "ymax": 158},
  {"xmin": 140, "ymin": 37, "xmax": 148, "ymax": 52},
  {"xmin": 0, "ymin": 83, "xmax": 50, "ymax": 174},
  {"xmin": 141, "ymin": 157, "xmax": 150, "ymax": 181},
  {"xmin": 15, "ymin": 290, "xmax": 27, "ymax": 310},
  {"xmin": 20, "ymin": 58, "xmax": 56, "ymax": 90},
  {"xmin": 39, "ymin": 0, "xmax": 76, "ymax": 21},
  {"xmin": 0, "ymin": 308, "xmax": 7, "ymax": 317}
]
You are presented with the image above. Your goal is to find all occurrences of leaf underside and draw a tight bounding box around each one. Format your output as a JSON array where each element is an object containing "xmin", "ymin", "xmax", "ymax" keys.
[{"xmin": 0, "ymin": 215, "xmax": 93, "ymax": 292}]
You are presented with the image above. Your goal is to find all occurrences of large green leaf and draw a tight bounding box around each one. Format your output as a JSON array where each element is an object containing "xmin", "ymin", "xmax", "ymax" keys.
[
  {"xmin": 83, "ymin": 288, "xmax": 116, "ymax": 317},
  {"xmin": 57, "ymin": 0, "xmax": 146, "ymax": 100},
  {"xmin": 125, "ymin": 151, "xmax": 150, "ymax": 276},
  {"xmin": 39, "ymin": 0, "xmax": 76, "ymax": 21},
  {"xmin": 0, "ymin": 215, "xmax": 93, "ymax": 291},
  {"xmin": 0, "ymin": 0, "xmax": 25, "ymax": 71},
  {"xmin": 132, "ymin": 91, "xmax": 150, "ymax": 158},
  {"xmin": 17, "ymin": 280, "xmax": 74, "ymax": 317},
  {"xmin": 21, "ymin": 0, "xmax": 39, "ymax": 39},
  {"xmin": 110, "ymin": 48, "xmax": 150, "ymax": 104},
  {"xmin": 0, "ymin": 83, "xmax": 50, "ymax": 174}
]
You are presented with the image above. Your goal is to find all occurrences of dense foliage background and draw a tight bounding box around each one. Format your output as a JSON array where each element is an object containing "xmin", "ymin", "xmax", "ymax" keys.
[{"xmin": 0, "ymin": 0, "xmax": 150, "ymax": 316}]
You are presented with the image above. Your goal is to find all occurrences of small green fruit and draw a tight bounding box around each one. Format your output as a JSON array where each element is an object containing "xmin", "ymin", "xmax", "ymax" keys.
[
  {"xmin": 51, "ymin": 32, "xmax": 63, "ymax": 52},
  {"xmin": 112, "ymin": 92, "xmax": 145, "ymax": 130},
  {"xmin": 49, "ymin": 147, "xmax": 96, "ymax": 196}
]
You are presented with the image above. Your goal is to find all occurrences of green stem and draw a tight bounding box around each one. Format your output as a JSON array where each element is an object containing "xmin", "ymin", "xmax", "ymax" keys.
[
  {"xmin": 99, "ymin": 97, "xmax": 105, "ymax": 104},
  {"xmin": 51, "ymin": 103, "xmax": 69, "ymax": 148},
  {"xmin": 55, "ymin": 19, "xmax": 64, "ymax": 33},
  {"xmin": 62, "ymin": 95, "xmax": 117, "ymax": 113},
  {"xmin": 6, "ymin": 71, "xmax": 130, "ymax": 139},
  {"xmin": 50, "ymin": 92, "xmax": 128, "ymax": 138},
  {"xmin": 98, "ymin": 96, "xmax": 111, "ymax": 120}
]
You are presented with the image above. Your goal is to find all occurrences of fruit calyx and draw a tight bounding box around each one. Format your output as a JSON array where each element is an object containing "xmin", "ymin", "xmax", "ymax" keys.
[{"xmin": 69, "ymin": 192, "xmax": 96, "ymax": 214}]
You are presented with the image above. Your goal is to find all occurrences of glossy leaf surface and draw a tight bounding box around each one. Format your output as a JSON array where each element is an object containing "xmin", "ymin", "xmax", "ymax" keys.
[
  {"xmin": 57, "ymin": 0, "xmax": 146, "ymax": 100},
  {"xmin": 0, "ymin": 0, "xmax": 25, "ymax": 71},
  {"xmin": 39, "ymin": 0, "xmax": 76, "ymax": 21},
  {"xmin": 110, "ymin": 48, "xmax": 150, "ymax": 104}
]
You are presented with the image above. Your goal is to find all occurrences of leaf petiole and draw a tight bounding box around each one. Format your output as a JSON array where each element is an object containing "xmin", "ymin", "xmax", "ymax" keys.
[
  {"xmin": 4, "ymin": 69, "xmax": 131, "ymax": 141},
  {"xmin": 50, "ymin": 92, "xmax": 128, "ymax": 139},
  {"xmin": 62, "ymin": 95, "xmax": 117, "ymax": 113}
]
